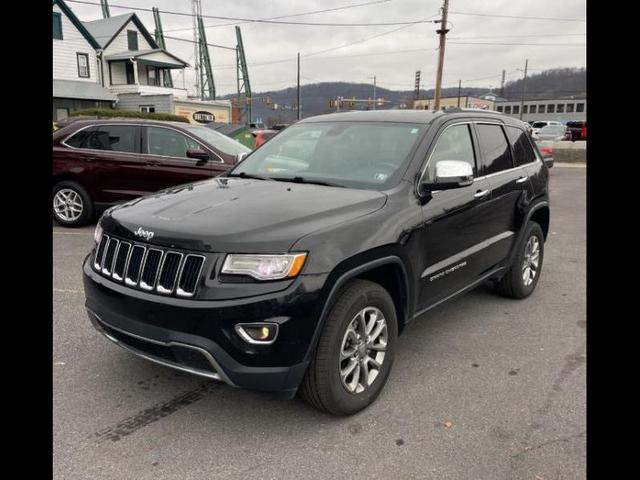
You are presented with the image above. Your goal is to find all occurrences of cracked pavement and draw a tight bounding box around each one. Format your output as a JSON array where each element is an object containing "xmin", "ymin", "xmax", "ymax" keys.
[{"xmin": 53, "ymin": 165, "xmax": 585, "ymax": 479}]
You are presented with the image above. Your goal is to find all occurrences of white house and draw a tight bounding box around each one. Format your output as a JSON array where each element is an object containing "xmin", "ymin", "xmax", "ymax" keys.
[{"xmin": 52, "ymin": 0, "xmax": 116, "ymax": 120}]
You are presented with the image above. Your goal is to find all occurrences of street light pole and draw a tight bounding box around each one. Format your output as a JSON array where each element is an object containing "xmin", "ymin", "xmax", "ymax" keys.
[{"xmin": 368, "ymin": 76, "xmax": 377, "ymax": 110}]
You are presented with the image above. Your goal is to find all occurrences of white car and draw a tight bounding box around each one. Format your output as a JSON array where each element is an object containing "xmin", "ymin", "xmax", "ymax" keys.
[
  {"xmin": 531, "ymin": 120, "xmax": 563, "ymax": 134},
  {"xmin": 536, "ymin": 124, "xmax": 569, "ymax": 142}
]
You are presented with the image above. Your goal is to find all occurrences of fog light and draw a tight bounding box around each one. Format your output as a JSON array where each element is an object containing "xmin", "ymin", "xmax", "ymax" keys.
[{"xmin": 235, "ymin": 323, "xmax": 279, "ymax": 345}]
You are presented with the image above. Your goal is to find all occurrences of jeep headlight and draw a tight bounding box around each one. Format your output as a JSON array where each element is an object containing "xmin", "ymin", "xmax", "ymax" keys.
[{"xmin": 221, "ymin": 253, "xmax": 307, "ymax": 280}]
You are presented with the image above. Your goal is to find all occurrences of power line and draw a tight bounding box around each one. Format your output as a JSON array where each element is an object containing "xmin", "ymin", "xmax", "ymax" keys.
[
  {"xmin": 448, "ymin": 33, "xmax": 586, "ymax": 39},
  {"xmin": 163, "ymin": 0, "xmax": 393, "ymax": 32},
  {"xmin": 449, "ymin": 11, "xmax": 586, "ymax": 22},
  {"xmin": 449, "ymin": 41, "xmax": 586, "ymax": 46},
  {"xmin": 66, "ymin": 0, "xmax": 440, "ymax": 27}
]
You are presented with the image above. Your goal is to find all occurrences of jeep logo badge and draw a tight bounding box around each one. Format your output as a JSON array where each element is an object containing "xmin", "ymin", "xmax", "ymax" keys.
[{"xmin": 134, "ymin": 227, "xmax": 154, "ymax": 241}]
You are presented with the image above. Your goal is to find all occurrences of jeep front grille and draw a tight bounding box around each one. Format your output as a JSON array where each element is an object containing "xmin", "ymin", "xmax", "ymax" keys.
[{"xmin": 94, "ymin": 234, "xmax": 205, "ymax": 297}]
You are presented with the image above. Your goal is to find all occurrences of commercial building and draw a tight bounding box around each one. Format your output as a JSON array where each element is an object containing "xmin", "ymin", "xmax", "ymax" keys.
[
  {"xmin": 495, "ymin": 98, "xmax": 586, "ymax": 122},
  {"xmin": 413, "ymin": 96, "xmax": 494, "ymax": 111}
]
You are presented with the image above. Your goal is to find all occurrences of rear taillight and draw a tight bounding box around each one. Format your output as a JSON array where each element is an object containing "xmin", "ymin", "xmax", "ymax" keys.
[{"xmin": 539, "ymin": 147, "xmax": 553, "ymax": 157}]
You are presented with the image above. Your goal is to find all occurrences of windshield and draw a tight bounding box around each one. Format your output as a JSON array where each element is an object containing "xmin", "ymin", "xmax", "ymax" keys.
[
  {"xmin": 228, "ymin": 122, "xmax": 426, "ymax": 189},
  {"xmin": 532, "ymin": 122, "xmax": 547, "ymax": 129},
  {"xmin": 182, "ymin": 124, "xmax": 251, "ymax": 156}
]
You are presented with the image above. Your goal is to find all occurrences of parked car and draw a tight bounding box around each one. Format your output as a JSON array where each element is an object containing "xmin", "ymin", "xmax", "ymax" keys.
[
  {"xmin": 206, "ymin": 122, "xmax": 256, "ymax": 149},
  {"xmin": 84, "ymin": 109, "xmax": 550, "ymax": 415},
  {"xmin": 252, "ymin": 129, "xmax": 279, "ymax": 148},
  {"xmin": 536, "ymin": 124, "xmax": 569, "ymax": 142},
  {"xmin": 566, "ymin": 121, "xmax": 587, "ymax": 141},
  {"xmin": 531, "ymin": 120, "xmax": 562, "ymax": 134},
  {"xmin": 53, "ymin": 119, "xmax": 251, "ymax": 227}
]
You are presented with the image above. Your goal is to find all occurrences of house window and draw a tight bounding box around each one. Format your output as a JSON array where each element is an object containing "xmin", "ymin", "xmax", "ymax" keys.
[
  {"xmin": 557, "ymin": 104, "xmax": 565, "ymax": 113},
  {"xmin": 147, "ymin": 66, "xmax": 158, "ymax": 86},
  {"xmin": 53, "ymin": 12, "xmax": 63, "ymax": 40},
  {"xmin": 523, "ymin": 105, "xmax": 528, "ymax": 114},
  {"xmin": 576, "ymin": 102, "xmax": 585, "ymax": 112},
  {"xmin": 127, "ymin": 30, "xmax": 138, "ymax": 50},
  {"xmin": 567, "ymin": 103, "xmax": 575, "ymax": 113},
  {"xmin": 505, "ymin": 106, "xmax": 511, "ymax": 114},
  {"xmin": 513, "ymin": 105, "xmax": 519, "ymax": 114},
  {"xmin": 77, "ymin": 53, "xmax": 90, "ymax": 78},
  {"xmin": 547, "ymin": 104, "xmax": 555, "ymax": 113},
  {"xmin": 530, "ymin": 105, "xmax": 537, "ymax": 114},
  {"xmin": 496, "ymin": 106, "xmax": 503, "ymax": 112},
  {"xmin": 140, "ymin": 105, "xmax": 156, "ymax": 113},
  {"xmin": 538, "ymin": 105, "xmax": 545, "ymax": 114}
]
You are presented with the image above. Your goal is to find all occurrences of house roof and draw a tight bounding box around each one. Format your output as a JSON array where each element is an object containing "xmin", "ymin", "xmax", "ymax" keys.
[
  {"xmin": 53, "ymin": 0, "xmax": 100, "ymax": 49},
  {"xmin": 104, "ymin": 49, "xmax": 188, "ymax": 67},
  {"xmin": 53, "ymin": 79, "xmax": 117, "ymax": 101},
  {"xmin": 83, "ymin": 12, "xmax": 158, "ymax": 50}
]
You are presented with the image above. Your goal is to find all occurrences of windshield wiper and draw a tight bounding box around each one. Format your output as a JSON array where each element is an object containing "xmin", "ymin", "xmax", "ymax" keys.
[
  {"xmin": 272, "ymin": 176, "xmax": 345, "ymax": 188},
  {"xmin": 226, "ymin": 171, "xmax": 273, "ymax": 181}
]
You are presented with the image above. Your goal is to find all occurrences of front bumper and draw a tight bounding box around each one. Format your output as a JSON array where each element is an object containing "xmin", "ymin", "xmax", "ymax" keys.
[{"xmin": 83, "ymin": 255, "xmax": 328, "ymax": 396}]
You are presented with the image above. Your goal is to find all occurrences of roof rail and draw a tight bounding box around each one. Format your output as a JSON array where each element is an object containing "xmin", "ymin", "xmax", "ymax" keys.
[{"xmin": 442, "ymin": 107, "xmax": 503, "ymax": 114}]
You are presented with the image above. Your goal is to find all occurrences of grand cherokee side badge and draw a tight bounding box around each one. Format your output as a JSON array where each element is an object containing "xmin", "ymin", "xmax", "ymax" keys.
[{"xmin": 134, "ymin": 227, "xmax": 154, "ymax": 241}]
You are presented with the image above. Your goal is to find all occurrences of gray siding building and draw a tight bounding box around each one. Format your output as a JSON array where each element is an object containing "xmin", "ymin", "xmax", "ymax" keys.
[{"xmin": 495, "ymin": 98, "xmax": 586, "ymax": 122}]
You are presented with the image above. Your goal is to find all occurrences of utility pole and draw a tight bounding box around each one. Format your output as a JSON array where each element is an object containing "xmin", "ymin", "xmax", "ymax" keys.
[
  {"xmin": 457, "ymin": 79, "xmax": 461, "ymax": 107},
  {"xmin": 369, "ymin": 76, "xmax": 377, "ymax": 110},
  {"xmin": 500, "ymin": 69, "xmax": 506, "ymax": 97},
  {"xmin": 433, "ymin": 0, "xmax": 450, "ymax": 111},
  {"xmin": 519, "ymin": 59, "xmax": 528, "ymax": 120},
  {"xmin": 297, "ymin": 52, "xmax": 301, "ymax": 120}
]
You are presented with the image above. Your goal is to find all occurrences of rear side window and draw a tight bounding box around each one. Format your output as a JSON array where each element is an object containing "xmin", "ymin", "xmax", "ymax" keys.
[
  {"xmin": 475, "ymin": 124, "xmax": 513, "ymax": 175},
  {"xmin": 88, "ymin": 125, "xmax": 139, "ymax": 153},
  {"xmin": 65, "ymin": 126, "xmax": 97, "ymax": 148},
  {"xmin": 505, "ymin": 126, "xmax": 537, "ymax": 166}
]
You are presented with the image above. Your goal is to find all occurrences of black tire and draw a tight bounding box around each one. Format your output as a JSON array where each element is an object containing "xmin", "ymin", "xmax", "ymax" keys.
[
  {"xmin": 300, "ymin": 279, "xmax": 398, "ymax": 416},
  {"xmin": 495, "ymin": 221, "xmax": 545, "ymax": 299},
  {"xmin": 52, "ymin": 181, "xmax": 94, "ymax": 227}
]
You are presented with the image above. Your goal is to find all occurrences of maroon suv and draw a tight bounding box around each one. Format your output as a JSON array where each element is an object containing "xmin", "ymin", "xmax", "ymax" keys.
[{"xmin": 52, "ymin": 119, "xmax": 251, "ymax": 227}]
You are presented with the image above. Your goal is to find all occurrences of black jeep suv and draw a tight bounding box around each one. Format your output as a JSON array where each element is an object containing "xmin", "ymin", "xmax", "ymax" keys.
[{"xmin": 83, "ymin": 109, "xmax": 549, "ymax": 416}]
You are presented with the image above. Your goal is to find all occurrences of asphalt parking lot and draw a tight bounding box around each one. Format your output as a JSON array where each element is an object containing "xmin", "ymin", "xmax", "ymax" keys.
[{"xmin": 53, "ymin": 164, "xmax": 586, "ymax": 480}]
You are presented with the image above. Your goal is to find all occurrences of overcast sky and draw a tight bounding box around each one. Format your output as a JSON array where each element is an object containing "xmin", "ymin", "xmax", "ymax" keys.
[{"xmin": 66, "ymin": 0, "xmax": 586, "ymax": 96}]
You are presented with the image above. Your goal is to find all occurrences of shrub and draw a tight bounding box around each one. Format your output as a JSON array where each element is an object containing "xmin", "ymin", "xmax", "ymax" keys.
[{"xmin": 69, "ymin": 108, "xmax": 190, "ymax": 123}]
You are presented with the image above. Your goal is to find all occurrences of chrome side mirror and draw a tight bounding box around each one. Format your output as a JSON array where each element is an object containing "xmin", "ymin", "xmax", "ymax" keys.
[{"xmin": 422, "ymin": 160, "xmax": 474, "ymax": 193}]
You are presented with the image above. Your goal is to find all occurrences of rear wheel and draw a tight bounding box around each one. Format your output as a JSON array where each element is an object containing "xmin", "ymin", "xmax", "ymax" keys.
[
  {"xmin": 300, "ymin": 279, "xmax": 398, "ymax": 416},
  {"xmin": 495, "ymin": 221, "xmax": 544, "ymax": 298},
  {"xmin": 52, "ymin": 181, "xmax": 93, "ymax": 227}
]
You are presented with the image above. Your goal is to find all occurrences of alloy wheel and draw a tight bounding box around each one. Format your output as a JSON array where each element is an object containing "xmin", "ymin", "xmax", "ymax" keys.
[
  {"xmin": 54, "ymin": 188, "xmax": 83, "ymax": 222},
  {"xmin": 522, "ymin": 235, "xmax": 540, "ymax": 286},
  {"xmin": 339, "ymin": 306, "xmax": 388, "ymax": 394}
]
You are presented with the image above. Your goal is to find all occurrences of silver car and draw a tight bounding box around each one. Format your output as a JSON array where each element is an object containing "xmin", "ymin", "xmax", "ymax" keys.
[{"xmin": 536, "ymin": 124, "xmax": 568, "ymax": 142}]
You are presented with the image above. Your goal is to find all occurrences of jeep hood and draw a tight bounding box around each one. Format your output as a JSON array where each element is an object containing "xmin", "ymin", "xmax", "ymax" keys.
[{"xmin": 102, "ymin": 178, "xmax": 387, "ymax": 253}]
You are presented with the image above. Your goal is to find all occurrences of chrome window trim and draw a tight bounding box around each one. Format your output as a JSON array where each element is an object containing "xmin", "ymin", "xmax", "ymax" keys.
[
  {"xmin": 139, "ymin": 248, "xmax": 164, "ymax": 291},
  {"xmin": 124, "ymin": 244, "xmax": 146, "ymax": 286},
  {"xmin": 61, "ymin": 123, "xmax": 225, "ymax": 163},
  {"xmin": 416, "ymin": 120, "xmax": 540, "ymax": 196},
  {"xmin": 176, "ymin": 254, "xmax": 206, "ymax": 297},
  {"xmin": 156, "ymin": 251, "xmax": 184, "ymax": 295}
]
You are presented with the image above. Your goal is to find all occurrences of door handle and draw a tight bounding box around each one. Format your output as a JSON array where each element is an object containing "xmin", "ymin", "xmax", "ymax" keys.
[
  {"xmin": 474, "ymin": 189, "xmax": 490, "ymax": 198},
  {"xmin": 515, "ymin": 175, "xmax": 529, "ymax": 184}
]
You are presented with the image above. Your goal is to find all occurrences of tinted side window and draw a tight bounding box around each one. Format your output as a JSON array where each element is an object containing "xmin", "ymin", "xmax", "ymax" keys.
[
  {"xmin": 65, "ymin": 126, "xmax": 97, "ymax": 148},
  {"xmin": 475, "ymin": 124, "xmax": 513, "ymax": 175},
  {"xmin": 145, "ymin": 127, "xmax": 201, "ymax": 158},
  {"xmin": 426, "ymin": 124, "xmax": 476, "ymax": 180},
  {"xmin": 88, "ymin": 125, "xmax": 139, "ymax": 153},
  {"xmin": 505, "ymin": 126, "xmax": 537, "ymax": 166}
]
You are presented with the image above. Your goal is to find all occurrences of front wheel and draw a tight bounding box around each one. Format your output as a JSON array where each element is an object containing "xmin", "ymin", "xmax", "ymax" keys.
[
  {"xmin": 300, "ymin": 279, "xmax": 398, "ymax": 416},
  {"xmin": 495, "ymin": 221, "xmax": 545, "ymax": 299}
]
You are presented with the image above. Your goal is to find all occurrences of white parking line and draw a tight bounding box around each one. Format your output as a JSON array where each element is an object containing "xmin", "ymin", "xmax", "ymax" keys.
[
  {"xmin": 54, "ymin": 288, "xmax": 83, "ymax": 294},
  {"xmin": 53, "ymin": 230, "xmax": 93, "ymax": 236}
]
